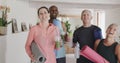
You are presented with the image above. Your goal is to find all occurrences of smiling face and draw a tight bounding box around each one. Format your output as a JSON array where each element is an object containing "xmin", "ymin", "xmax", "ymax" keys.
[
  {"xmin": 81, "ymin": 10, "xmax": 92, "ymax": 26},
  {"xmin": 49, "ymin": 6, "xmax": 59, "ymax": 19},
  {"xmin": 38, "ymin": 7, "xmax": 50, "ymax": 22},
  {"xmin": 106, "ymin": 24, "xmax": 118, "ymax": 38}
]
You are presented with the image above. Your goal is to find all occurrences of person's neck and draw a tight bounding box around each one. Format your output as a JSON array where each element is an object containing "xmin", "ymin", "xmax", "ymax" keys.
[
  {"xmin": 104, "ymin": 37, "xmax": 115, "ymax": 46},
  {"xmin": 83, "ymin": 24, "xmax": 91, "ymax": 27},
  {"xmin": 40, "ymin": 21, "xmax": 49, "ymax": 29},
  {"xmin": 49, "ymin": 18, "xmax": 57, "ymax": 23},
  {"xmin": 49, "ymin": 19, "xmax": 54, "ymax": 23}
]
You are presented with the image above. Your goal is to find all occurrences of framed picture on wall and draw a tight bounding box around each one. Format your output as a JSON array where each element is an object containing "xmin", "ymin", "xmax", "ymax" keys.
[
  {"xmin": 12, "ymin": 18, "xmax": 18, "ymax": 33},
  {"xmin": 29, "ymin": 24, "xmax": 33, "ymax": 30},
  {"xmin": 21, "ymin": 22, "xmax": 27, "ymax": 31}
]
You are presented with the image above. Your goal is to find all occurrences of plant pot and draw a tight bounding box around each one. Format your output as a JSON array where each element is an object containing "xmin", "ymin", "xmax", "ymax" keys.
[
  {"xmin": 0, "ymin": 26, "xmax": 7, "ymax": 35},
  {"xmin": 64, "ymin": 33, "xmax": 72, "ymax": 42}
]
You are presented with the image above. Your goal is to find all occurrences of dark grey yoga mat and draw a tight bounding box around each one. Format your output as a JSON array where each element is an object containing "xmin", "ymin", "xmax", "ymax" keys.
[{"xmin": 31, "ymin": 41, "xmax": 46, "ymax": 63}]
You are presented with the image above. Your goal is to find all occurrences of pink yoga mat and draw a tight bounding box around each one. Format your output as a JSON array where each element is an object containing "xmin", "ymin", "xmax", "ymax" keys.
[{"xmin": 80, "ymin": 45, "xmax": 109, "ymax": 63}]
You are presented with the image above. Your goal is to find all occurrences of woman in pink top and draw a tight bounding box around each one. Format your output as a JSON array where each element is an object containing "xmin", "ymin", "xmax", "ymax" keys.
[{"xmin": 25, "ymin": 6, "xmax": 60, "ymax": 63}]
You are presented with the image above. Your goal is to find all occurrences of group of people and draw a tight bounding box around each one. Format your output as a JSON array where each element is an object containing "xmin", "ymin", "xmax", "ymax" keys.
[
  {"xmin": 25, "ymin": 5, "xmax": 66, "ymax": 63},
  {"xmin": 72, "ymin": 10, "xmax": 120, "ymax": 63},
  {"xmin": 25, "ymin": 5, "xmax": 120, "ymax": 63}
]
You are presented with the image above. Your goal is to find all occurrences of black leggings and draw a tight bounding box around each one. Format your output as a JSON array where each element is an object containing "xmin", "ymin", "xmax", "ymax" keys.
[
  {"xmin": 77, "ymin": 55, "xmax": 93, "ymax": 63},
  {"xmin": 56, "ymin": 57, "xmax": 66, "ymax": 63}
]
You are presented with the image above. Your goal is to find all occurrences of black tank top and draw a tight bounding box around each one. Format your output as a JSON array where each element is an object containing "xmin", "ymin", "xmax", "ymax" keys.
[{"xmin": 96, "ymin": 39, "xmax": 118, "ymax": 63}]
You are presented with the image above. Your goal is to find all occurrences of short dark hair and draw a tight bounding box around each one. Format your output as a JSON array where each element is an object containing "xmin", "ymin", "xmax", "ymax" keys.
[
  {"xmin": 37, "ymin": 6, "xmax": 49, "ymax": 16},
  {"xmin": 49, "ymin": 5, "xmax": 58, "ymax": 11}
]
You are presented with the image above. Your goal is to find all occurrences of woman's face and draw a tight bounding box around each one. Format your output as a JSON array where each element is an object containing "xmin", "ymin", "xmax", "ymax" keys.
[
  {"xmin": 38, "ymin": 8, "xmax": 50, "ymax": 22},
  {"xmin": 106, "ymin": 25, "xmax": 118, "ymax": 38}
]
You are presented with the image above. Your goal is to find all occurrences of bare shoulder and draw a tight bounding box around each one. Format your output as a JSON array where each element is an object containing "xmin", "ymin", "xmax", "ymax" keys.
[
  {"xmin": 115, "ymin": 43, "xmax": 120, "ymax": 55},
  {"xmin": 116, "ymin": 44, "xmax": 120, "ymax": 50}
]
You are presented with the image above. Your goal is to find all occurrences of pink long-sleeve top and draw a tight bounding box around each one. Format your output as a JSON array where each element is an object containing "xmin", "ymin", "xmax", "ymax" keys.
[{"xmin": 26, "ymin": 23, "xmax": 60, "ymax": 63}]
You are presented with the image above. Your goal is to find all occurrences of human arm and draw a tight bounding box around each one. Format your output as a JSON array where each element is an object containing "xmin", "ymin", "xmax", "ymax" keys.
[
  {"xmin": 94, "ymin": 39, "xmax": 101, "ymax": 51},
  {"xmin": 25, "ymin": 28, "xmax": 35, "ymax": 61},
  {"xmin": 54, "ymin": 27, "xmax": 62, "ymax": 49},
  {"xmin": 115, "ymin": 44, "xmax": 120, "ymax": 63},
  {"xmin": 72, "ymin": 30, "xmax": 78, "ymax": 48},
  {"xmin": 53, "ymin": 20, "xmax": 67, "ymax": 42}
]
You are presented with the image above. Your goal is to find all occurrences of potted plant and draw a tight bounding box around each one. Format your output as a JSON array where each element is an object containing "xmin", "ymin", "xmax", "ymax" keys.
[
  {"xmin": 65, "ymin": 21, "xmax": 72, "ymax": 34},
  {"xmin": 0, "ymin": 5, "xmax": 12, "ymax": 35},
  {"xmin": 64, "ymin": 21, "xmax": 72, "ymax": 42}
]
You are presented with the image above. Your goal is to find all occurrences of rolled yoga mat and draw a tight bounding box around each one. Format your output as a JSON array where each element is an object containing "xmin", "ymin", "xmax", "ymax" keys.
[
  {"xmin": 80, "ymin": 45, "xmax": 109, "ymax": 63},
  {"xmin": 31, "ymin": 41, "xmax": 46, "ymax": 63}
]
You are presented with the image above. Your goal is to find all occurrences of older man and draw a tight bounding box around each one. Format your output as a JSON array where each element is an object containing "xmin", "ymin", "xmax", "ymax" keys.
[{"xmin": 72, "ymin": 10, "xmax": 102, "ymax": 63}]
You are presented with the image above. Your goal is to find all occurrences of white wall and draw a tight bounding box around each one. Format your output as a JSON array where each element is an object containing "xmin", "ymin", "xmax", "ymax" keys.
[
  {"xmin": 0, "ymin": 36, "xmax": 7, "ymax": 63},
  {"xmin": 105, "ymin": 8, "xmax": 120, "ymax": 41},
  {"xmin": 7, "ymin": 0, "xmax": 37, "ymax": 34},
  {"xmin": 30, "ymin": 0, "xmax": 120, "ymax": 4},
  {"xmin": 6, "ymin": 32, "xmax": 30, "ymax": 63},
  {"xmin": 0, "ymin": 0, "xmax": 7, "ymax": 5},
  {"xmin": 0, "ymin": 32, "xmax": 31, "ymax": 63},
  {"xmin": 105, "ymin": 8, "xmax": 120, "ymax": 28},
  {"xmin": 0, "ymin": 0, "xmax": 37, "ymax": 63}
]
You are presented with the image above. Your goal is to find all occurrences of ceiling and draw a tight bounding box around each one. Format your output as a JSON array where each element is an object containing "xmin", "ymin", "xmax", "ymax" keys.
[
  {"xmin": 30, "ymin": 0, "xmax": 120, "ymax": 4},
  {"xmin": 29, "ymin": 0, "xmax": 120, "ymax": 16}
]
